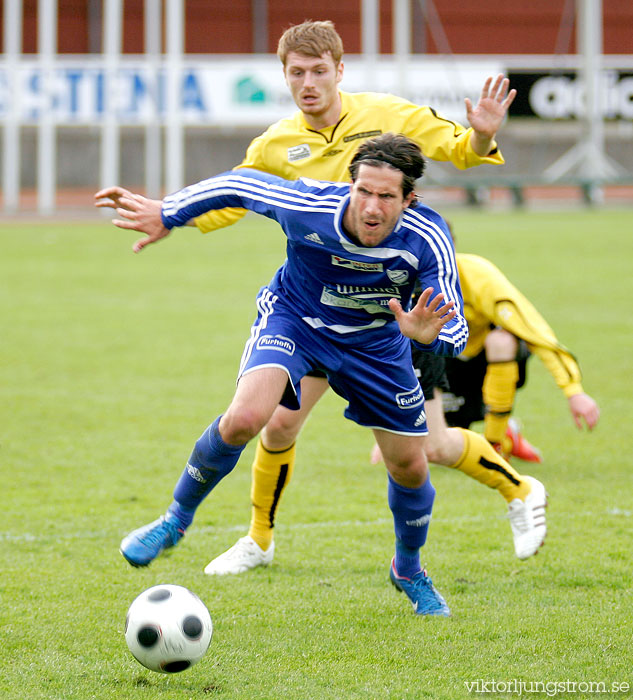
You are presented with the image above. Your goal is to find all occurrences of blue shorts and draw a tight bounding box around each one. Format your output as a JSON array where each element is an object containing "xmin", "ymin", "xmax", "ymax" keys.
[{"xmin": 238, "ymin": 287, "xmax": 428, "ymax": 436}]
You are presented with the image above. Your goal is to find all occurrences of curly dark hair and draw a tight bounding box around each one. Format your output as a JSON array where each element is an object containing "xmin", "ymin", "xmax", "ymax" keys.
[{"xmin": 349, "ymin": 133, "xmax": 425, "ymax": 199}]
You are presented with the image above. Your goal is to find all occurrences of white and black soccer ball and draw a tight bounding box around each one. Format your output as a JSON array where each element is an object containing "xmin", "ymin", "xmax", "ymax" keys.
[{"xmin": 125, "ymin": 584, "xmax": 213, "ymax": 673}]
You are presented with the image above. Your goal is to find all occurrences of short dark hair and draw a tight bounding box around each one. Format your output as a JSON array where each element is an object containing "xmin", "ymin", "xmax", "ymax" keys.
[{"xmin": 349, "ymin": 133, "xmax": 425, "ymax": 199}]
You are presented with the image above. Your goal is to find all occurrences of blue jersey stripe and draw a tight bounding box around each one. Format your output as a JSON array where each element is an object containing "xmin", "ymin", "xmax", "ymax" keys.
[{"xmin": 163, "ymin": 173, "xmax": 343, "ymax": 224}]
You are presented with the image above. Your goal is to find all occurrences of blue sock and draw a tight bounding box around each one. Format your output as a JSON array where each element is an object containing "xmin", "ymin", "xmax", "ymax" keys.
[
  {"xmin": 388, "ymin": 473, "xmax": 435, "ymax": 578},
  {"xmin": 170, "ymin": 416, "xmax": 246, "ymax": 525},
  {"xmin": 394, "ymin": 539, "xmax": 421, "ymax": 579},
  {"xmin": 166, "ymin": 502, "xmax": 195, "ymax": 530}
]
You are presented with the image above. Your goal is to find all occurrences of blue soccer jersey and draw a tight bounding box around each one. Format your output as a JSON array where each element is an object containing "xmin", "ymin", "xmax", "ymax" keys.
[{"xmin": 162, "ymin": 169, "xmax": 468, "ymax": 357}]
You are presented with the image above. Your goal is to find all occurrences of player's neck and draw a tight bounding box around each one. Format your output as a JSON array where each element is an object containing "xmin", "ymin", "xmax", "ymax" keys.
[{"xmin": 302, "ymin": 94, "xmax": 343, "ymax": 131}]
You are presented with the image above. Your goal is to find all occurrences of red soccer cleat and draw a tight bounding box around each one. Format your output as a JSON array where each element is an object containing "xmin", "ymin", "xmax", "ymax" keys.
[{"xmin": 506, "ymin": 418, "xmax": 542, "ymax": 463}]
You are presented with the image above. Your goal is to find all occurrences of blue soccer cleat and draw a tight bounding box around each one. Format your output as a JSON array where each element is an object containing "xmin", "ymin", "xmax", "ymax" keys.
[
  {"xmin": 389, "ymin": 558, "xmax": 451, "ymax": 617},
  {"xmin": 120, "ymin": 516, "xmax": 185, "ymax": 567}
]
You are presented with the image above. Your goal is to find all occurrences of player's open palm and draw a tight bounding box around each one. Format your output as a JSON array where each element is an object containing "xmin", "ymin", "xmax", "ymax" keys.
[
  {"xmin": 465, "ymin": 74, "xmax": 516, "ymax": 139},
  {"xmin": 389, "ymin": 287, "xmax": 456, "ymax": 345}
]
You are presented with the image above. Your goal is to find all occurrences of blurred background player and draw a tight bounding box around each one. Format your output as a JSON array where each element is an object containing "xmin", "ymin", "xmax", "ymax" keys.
[
  {"xmin": 189, "ymin": 20, "xmax": 547, "ymax": 575},
  {"xmin": 373, "ymin": 231, "xmax": 599, "ymax": 548},
  {"xmin": 441, "ymin": 251, "xmax": 600, "ymax": 455}
]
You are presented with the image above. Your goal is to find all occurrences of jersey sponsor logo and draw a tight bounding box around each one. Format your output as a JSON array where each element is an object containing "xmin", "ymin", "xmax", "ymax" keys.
[
  {"xmin": 305, "ymin": 232, "xmax": 325, "ymax": 244},
  {"xmin": 256, "ymin": 334, "xmax": 296, "ymax": 355},
  {"xmin": 414, "ymin": 409, "xmax": 427, "ymax": 427},
  {"xmin": 186, "ymin": 463, "xmax": 207, "ymax": 483},
  {"xmin": 405, "ymin": 513, "xmax": 432, "ymax": 527},
  {"xmin": 323, "ymin": 149, "xmax": 342, "ymax": 157},
  {"xmin": 396, "ymin": 384, "xmax": 424, "ymax": 409},
  {"xmin": 335, "ymin": 283, "xmax": 400, "ymax": 295},
  {"xmin": 331, "ymin": 255, "xmax": 383, "ymax": 272},
  {"xmin": 343, "ymin": 130, "xmax": 382, "ymax": 143},
  {"xmin": 287, "ymin": 143, "xmax": 311, "ymax": 162},
  {"xmin": 386, "ymin": 269, "xmax": 410, "ymax": 285},
  {"xmin": 320, "ymin": 289, "xmax": 389, "ymax": 314},
  {"xmin": 320, "ymin": 284, "xmax": 401, "ymax": 314}
]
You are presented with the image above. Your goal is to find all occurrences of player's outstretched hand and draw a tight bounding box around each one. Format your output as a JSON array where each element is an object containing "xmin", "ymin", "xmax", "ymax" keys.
[
  {"xmin": 465, "ymin": 74, "xmax": 516, "ymax": 140},
  {"xmin": 389, "ymin": 287, "xmax": 456, "ymax": 345},
  {"xmin": 568, "ymin": 392, "xmax": 600, "ymax": 431},
  {"xmin": 94, "ymin": 186, "xmax": 170, "ymax": 253}
]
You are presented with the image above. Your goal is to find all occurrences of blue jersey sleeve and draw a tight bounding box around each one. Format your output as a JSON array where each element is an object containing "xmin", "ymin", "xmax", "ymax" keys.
[
  {"xmin": 161, "ymin": 169, "xmax": 325, "ymax": 229},
  {"xmin": 403, "ymin": 208, "xmax": 468, "ymax": 357}
]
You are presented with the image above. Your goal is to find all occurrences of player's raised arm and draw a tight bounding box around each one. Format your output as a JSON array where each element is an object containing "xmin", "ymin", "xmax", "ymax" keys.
[
  {"xmin": 95, "ymin": 186, "xmax": 171, "ymax": 253},
  {"xmin": 465, "ymin": 74, "xmax": 517, "ymax": 157}
]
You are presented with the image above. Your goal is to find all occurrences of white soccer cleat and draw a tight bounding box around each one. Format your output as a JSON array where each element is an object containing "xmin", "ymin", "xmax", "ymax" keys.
[
  {"xmin": 204, "ymin": 535, "xmax": 274, "ymax": 575},
  {"xmin": 507, "ymin": 476, "xmax": 548, "ymax": 559}
]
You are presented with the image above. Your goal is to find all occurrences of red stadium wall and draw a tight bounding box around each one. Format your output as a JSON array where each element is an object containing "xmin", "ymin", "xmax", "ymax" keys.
[{"xmin": 3, "ymin": 0, "xmax": 632, "ymax": 55}]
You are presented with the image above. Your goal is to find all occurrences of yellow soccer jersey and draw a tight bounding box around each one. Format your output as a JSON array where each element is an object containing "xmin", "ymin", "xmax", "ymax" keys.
[
  {"xmin": 456, "ymin": 253, "xmax": 584, "ymax": 398},
  {"xmin": 195, "ymin": 90, "xmax": 504, "ymax": 233}
]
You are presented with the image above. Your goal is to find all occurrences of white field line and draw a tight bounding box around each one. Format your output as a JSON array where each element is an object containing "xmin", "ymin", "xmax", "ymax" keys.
[{"xmin": 0, "ymin": 508, "xmax": 630, "ymax": 544}]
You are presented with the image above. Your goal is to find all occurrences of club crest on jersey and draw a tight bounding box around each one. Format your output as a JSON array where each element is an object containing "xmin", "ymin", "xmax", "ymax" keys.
[
  {"xmin": 396, "ymin": 385, "xmax": 424, "ymax": 409},
  {"xmin": 256, "ymin": 334, "xmax": 296, "ymax": 355},
  {"xmin": 387, "ymin": 269, "xmax": 410, "ymax": 285},
  {"xmin": 331, "ymin": 255, "xmax": 383, "ymax": 272},
  {"xmin": 287, "ymin": 144, "xmax": 311, "ymax": 162}
]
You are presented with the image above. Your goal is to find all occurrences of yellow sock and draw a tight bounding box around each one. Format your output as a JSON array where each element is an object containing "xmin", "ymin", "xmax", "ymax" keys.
[
  {"xmin": 449, "ymin": 428, "xmax": 530, "ymax": 502},
  {"xmin": 248, "ymin": 438, "xmax": 296, "ymax": 551},
  {"xmin": 483, "ymin": 360, "xmax": 519, "ymax": 449}
]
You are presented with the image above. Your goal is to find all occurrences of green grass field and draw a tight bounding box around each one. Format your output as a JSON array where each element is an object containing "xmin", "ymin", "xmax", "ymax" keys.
[{"xmin": 2, "ymin": 207, "xmax": 633, "ymax": 700}]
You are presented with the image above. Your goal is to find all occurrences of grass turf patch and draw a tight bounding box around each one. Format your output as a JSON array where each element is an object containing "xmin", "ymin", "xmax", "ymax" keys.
[{"xmin": 1, "ymin": 208, "xmax": 632, "ymax": 699}]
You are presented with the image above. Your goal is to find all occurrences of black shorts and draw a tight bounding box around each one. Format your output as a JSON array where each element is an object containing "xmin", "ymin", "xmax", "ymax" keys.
[
  {"xmin": 442, "ymin": 341, "xmax": 530, "ymax": 429},
  {"xmin": 410, "ymin": 346, "xmax": 450, "ymax": 401}
]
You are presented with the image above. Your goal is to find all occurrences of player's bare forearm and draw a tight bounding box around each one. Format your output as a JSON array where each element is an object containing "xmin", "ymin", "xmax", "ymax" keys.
[
  {"xmin": 389, "ymin": 287, "xmax": 456, "ymax": 345},
  {"xmin": 469, "ymin": 131, "xmax": 494, "ymax": 158},
  {"xmin": 95, "ymin": 186, "xmax": 171, "ymax": 253}
]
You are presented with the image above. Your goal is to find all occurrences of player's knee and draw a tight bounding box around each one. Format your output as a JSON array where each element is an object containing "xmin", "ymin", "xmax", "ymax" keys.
[
  {"xmin": 485, "ymin": 328, "xmax": 518, "ymax": 363},
  {"xmin": 262, "ymin": 408, "xmax": 303, "ymax": 448},
  {"xmin": 385, "ymin": 453, "xmax": 429, "ymax": 489},
  {"xmin": 219, "ymin": 407, "xmax": 267, "ymax": 446}
]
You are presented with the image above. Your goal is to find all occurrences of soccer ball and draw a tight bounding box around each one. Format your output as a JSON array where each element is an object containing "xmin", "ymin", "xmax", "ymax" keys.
[{"xmin": 124, "ymin": 584, "xmax": 213, "ymax": 673}]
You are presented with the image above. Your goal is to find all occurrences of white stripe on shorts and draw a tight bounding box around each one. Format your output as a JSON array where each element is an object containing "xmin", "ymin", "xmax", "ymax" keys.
[{"xmin": 238, "ymin": 288, "xmax": 278, "ymax": 377}]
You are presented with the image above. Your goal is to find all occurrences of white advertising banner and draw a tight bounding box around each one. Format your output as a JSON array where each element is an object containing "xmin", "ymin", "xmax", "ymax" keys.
[{"xmin": 0, "ymin": 55, "xmax": 503, "ymax": 127}]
